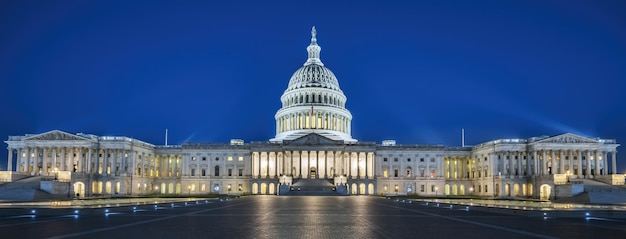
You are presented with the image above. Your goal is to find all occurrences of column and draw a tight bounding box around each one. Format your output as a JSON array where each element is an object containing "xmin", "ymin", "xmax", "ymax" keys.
[
  {"xmin": 541, "ymin": 150, "xmax": 547, "ymax": 176},
  {"xmin": 365, "ymin": 152, "xmax": 366, "ymax": 178},
  {"xmin": 43, "ymin": 147, "xmax": 50, "ymax": 175},
  {"xmin": 7, "ymin": 148, "xmax": 13, "ymax": 172},
  {"xmin": 525, "ymin": 152, "xmax": 531, "ymax": 176},
  {"xmin": 585, "ymin": 150, "xmax": 591, "ymax": 177},
  {"xmin": 104, "ymin": 149, "xmax": 109, "ymax": 175},
  {"xmin": 87, "ymin": 148, "xmax": 93, "ymax": 173},
  {"xmin": 61, "ymin": 147, "xmax": 67, "ymax": 171},
  {"xmin": 612, "ymin": 151, "xmax": 617, "ymax": 175},
  {"xmin": 594, "ymin": 150, "xmax": 600, "ymax": 176},
  {"xmin": 33, "ymin": 147, "xmax": 40, "ymax": 175},
  {"xmin": 602, "ymin": 151, "xmax": 608, "ymax": 175},
  {"xmin": 568, "ymin": 150, "xmax": 573, "ymax": 175},
  {"xmin": 577, "ymin": 150, "xmax": 583, "ymax": 178},
  {"xmin": 532, "ymin": 150, "xmax": 538, "ymax": 176},
  {"xmin": 516, "ymin": 152, "xmax": 522, "ymax": 177},
  {"xmin": 550, "ymin": 150, "xmax": 556, "ymax": 175},
  {"xmin": 559, "ymin": 150, "xmax": 565, "ymax": 174},
  {"xmin": 348, "ymin": 152, "xmax": 352, "ymax": 178},
  {"xmin": 298, "ymin": 151, "xmax": 302, "ymax": 178}
]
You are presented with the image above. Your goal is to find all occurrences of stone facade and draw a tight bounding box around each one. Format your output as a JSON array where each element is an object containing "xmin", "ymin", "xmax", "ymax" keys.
[{"xmin": 3, "ymin": 28, "xmax": 621, "ymax": 200}]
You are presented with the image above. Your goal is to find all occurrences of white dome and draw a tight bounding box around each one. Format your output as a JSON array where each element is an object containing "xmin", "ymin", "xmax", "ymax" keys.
[
  {"xmin": 271, "ymin": 27, "xmax": 356, "ymax": 143},
  {"xmin": 286, "ymin": 64, "xmax": 342, "ymax": 92}
]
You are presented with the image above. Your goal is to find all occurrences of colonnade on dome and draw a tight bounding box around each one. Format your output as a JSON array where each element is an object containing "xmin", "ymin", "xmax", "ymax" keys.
[{"xmin": 275, "ymin": 110, "xmax": 351, "ymax": 135}]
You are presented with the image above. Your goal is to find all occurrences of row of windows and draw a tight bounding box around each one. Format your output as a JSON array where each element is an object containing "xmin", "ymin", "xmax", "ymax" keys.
[
  {"xmin": 190, "ymin": 167, "xmax": 244, "ymax": 177},
  {"xmin": 383, "ymin": 157, "xmax": 436, "ymax": 162},
  {"xmin": 191, "ymin": 156, "xmax": 244, "ymax": 161}
]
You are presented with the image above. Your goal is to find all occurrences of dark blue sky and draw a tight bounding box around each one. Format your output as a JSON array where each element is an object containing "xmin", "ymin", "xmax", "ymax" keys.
[{"xmin": 1, "ymin": 1, "xmax": 625, "ymax": 171}]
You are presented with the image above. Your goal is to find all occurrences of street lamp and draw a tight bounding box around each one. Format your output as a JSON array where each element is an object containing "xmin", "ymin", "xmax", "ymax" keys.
[
  {"xmin": 187, "ymin": 185, "xmax": 191, "ymax": 196},
  {"xmin": 227, "ymin": 184, "xmax": 231, "ymax": 195},
  {"xmin": 469, "ymin": 187, "xmax": 474, "ymax": 195}
]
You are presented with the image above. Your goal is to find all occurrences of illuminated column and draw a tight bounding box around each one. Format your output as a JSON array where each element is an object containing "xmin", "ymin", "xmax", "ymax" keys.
[
  {"xmin": 541, "ymin": 149, "xmax": 548, "ymax": 175},
  {"xmin": 585, "ymin": 150, "xmax": 591, "ymax": 178},
  {"xmin": 348, "ymin": 152, "xmax": 352, "ymax": 178},
  {"xmin": 298, "ymin": 151, "xmax": 302, "ymax": 178},
  {"xmin": 612, "ymin": 151, "xmax": 617, "ymax": 175},
  {"xmin": 559, "ymin": 150, "xmax": 564, "ymax": 174},
  {"xmin": 6, "ymin": 147, "xmax": 13, "ymax": 172},
  {"xmin": 532, "ymin": 150, "xmax": 537, "ymax": 176},
  {"xmin": 104, "ymin": 149, "xmax": 109, "ymax": 175},
  {"xmin": 567, "ymin": 150, "xmax": 573, "ymax": 175},
  {"xmin": 577, "ymin": 150, "xmax": 582, "ymax": 178},
  {"xmin": 324, "ymin": 151, "xmax": 328, "ymax": 179},
  {"xmin": 516, "ymin": 152, "xmax": 521, "ymax": 177},
  {"xmin": 602, "ymin": 151, "xmax": 607, "ymax": 175},
  {"xmin": 594, "ymin": 150, "xmax": 600, "ymax": 176},
  {"xmin": 274, "ymin": 152, "xmax": 278, "ymax": 178}
]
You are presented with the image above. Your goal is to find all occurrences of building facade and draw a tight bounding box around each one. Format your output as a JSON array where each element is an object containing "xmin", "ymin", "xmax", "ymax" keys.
[{"xmin": 3, "ymin": 27, "xmax": 621, "ymax": 200}]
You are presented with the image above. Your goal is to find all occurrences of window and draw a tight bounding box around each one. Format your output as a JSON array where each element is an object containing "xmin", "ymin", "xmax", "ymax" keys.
[
  {"xmin": 420, "ymin": 169, "xmax": 425, "ymax": 177},
  {"xmin": 407, "ymin": 158, "xmax": 411, "ymax": 162},
  {"xmin": 238, "ymin": 184, "xmax": 243, "ymax": 191},
  {"xmin": 394, "ymin": 158, "xmax": 398, "ymax": 162},
  {"xmin": 485, "ymin": 185, "xmax": 488, "ymax": 193},
  {"xmin": 478, "ymin": 185, "xmax": 482, "ymax": 192},
  {"xmin": 383, "ymin": 169, "xmax": 388, "ymax": 177},
  {"xmin": 238, "ymin": 168, "xmax": 243, "ymax": 176},
  {"xmin": 383, "ymin": 158, "xmax": 388, "ymax": 162},
  {"xmin": 431, "ymin": 170, "xmax": 435, "ymax": 177},
  {"xmin": 192, "ymin": 157, "xmax": 196, "ymax": 161},
  {"xmin": 394, "ymin": 169, "xmax": 398, "ymax": 177},
  {"xmin": 238, "ymin": 156, "xmax": 243, "ymax": 161},
  {"xmin": 191, "ymin": 168, "xmax": 196, "ymax": 176},
  {"xmin": 214, "ymin": 166, "xmax": 220, "ymax": 176},
  {"xmin": 430, "ymin": 158, "xmax": 435, "ymax": 162},
  {"xmin": 202, "ymin": 157, "xmax": 206, "ymax": 161},
  {"xmin": 228, "ymin": 156, "xmax": 233, "ymax": 161},
  {"xmin": 431, "ymin": 185, "xmax": 435, "ymax": 192},
  {"xmin": 228, "ymin": 168, "xmax": 232, "ymax": 176},
  {"xmin": 420, "ymin": 158, "xmax": 424, "ymax": 162},
  {"xmin": 201, "ymin": 169, "xmax": 206, "ymax": 176},
  {"xmin": 420, "ymin": 185, "xmax": 425, "ymax": 192},
  {"xmin": 215, "ymin": 157, "xmax": 219, "ymax": 161}
]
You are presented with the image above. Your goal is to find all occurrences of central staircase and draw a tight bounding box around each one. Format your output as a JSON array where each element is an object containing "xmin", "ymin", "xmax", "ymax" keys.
[{"xmin": 279, "ymin": 179, "xmax": 348, "ymax": 196}]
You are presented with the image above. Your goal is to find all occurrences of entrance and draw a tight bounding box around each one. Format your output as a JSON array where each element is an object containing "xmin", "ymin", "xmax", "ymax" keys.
[{"xmin": 310, "ymin": 167, "xmax": 317, "ymax": 179}]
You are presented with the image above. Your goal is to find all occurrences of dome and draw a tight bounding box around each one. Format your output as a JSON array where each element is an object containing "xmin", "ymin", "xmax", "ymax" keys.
[
  {"xmin": 286, "ymin": 64, "xmax": 342, "ymax": 92},
  {"xmin": 271, "ymin": 27, "xmax": 356, "ymax": 143}
]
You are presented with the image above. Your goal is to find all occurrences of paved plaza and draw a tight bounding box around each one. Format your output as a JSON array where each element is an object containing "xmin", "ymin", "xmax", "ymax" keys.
[{"xmin": 0, "ymin": 196, "xmax": 625, "ymax": 238}]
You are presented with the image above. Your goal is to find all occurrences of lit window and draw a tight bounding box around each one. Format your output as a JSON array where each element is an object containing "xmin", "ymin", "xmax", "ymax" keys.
[
  {"xmin": 238, "ymin": 156, "xmax": 243, "ymax": 161},
  {"xmin": 228, "ymin": 156, "xmax": 233, "ymax": 161},
  {"xmin": 192, "ymin": 157, "xmax": 196, "ymax": 161},
  {"xmin": 383, "ymin": 169, "xmax": 388, "ymax": 177}
]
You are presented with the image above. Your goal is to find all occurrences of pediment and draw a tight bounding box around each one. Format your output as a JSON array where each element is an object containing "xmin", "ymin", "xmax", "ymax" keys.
[
  {"xmin": 536, "ymin": 133, "xmax": 598, "ymax": 144},
  {"xmin": 24, "ymin": 130, "xmax": 89, "ymax": 141},
  {"xmin": 285, "ymin": 133, "xmax": 343, "ymax": 146}
]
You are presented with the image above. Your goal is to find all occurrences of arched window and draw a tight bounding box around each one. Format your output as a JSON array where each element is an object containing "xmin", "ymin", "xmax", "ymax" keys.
[{"xmin": 214, "ymin": 166, "xmax": 220, "ymax": 176}]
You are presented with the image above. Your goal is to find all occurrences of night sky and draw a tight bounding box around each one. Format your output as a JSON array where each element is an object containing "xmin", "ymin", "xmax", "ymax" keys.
[{"xmin": 1, "ymin": 1, "xmax": 625, "ymax": 172}]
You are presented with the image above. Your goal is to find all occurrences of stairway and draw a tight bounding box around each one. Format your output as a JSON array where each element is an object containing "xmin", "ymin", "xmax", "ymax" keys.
[
  {"xmin": 279, "ymin": 179, "xmax": 348, "ymax": 196},
  {"xmin": 0, "ymin": 176, "xmax": 67, "ymax": 201}
]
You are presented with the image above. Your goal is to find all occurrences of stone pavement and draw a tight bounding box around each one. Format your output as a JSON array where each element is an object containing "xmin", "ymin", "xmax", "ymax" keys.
[{"xmin": 1, "ymin": 196, "xmax": 625, "ymax": 239}]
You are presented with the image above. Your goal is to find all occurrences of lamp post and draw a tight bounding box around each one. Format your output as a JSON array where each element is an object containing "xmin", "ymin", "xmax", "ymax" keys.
[
  {"xmin": 227, "ymin": 184, "xmax": 231, "ymax": 195},
  {"xmin": 435, "ymin": 186, "xmax": 438, "ymax": 198},
  {"xmin": 469, "ymin": 187, "xmax": 474, "ymax": 196},
  {"xmin": 187, "ymin": 185, "xmax": 191, "ymax": 196}
]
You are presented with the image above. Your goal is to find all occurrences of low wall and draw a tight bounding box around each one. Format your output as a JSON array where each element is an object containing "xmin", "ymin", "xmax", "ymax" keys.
[{"xmin": 40, "ymin": 181, "xmax": 72, "ymax": 195}]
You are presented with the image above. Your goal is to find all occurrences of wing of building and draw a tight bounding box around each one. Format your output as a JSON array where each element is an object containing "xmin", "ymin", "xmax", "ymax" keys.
[{"xmin": 2, "ymin": 27, "xmax": 621, "ymax": 200}]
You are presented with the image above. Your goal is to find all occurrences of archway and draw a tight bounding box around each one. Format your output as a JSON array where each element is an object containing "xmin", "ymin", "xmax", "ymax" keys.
[
  {"xmin": 351, "ymin": 183, "xmax": 357, "ymax": 195},
  {"xmin": 252, "ymin": 183, "xmax": 259, "ymax": 194},
  {"xmin": 540, "ymin": 184, "xmax": 551, "ymax": 200},
  {"xmin": 452, "ymin": 184, "xmax": 458, "ymax": 195},
  {"xmin": 368, "ymin": 183, "xmax": 374, "ymax": 195},
  {"xmin": 359, "ymin": 183, "xmax": 365, "ymax": 195},
  {"xmin": 73, "ymin": 182, "xmax": 84, "ymax": 198},
  {"xmin": 514, "ymin": 184, "xmax": 520, "ymax": 196},
  {"xmin": 161, "ymin": 183, "xmax": 166, "ymax": 194},
  {"xmin": 310, "ymin": 167, "xmax": 317, "ymax": 179},
  {"xmin": 261, "ymin": 183, "xmax": 267, "ymax": 194},
  {"xmin": 505, "ymin": 184, "xmax": 510, "ymax": 197},
  {"xmin": 269, "ymin": 183, "xmax": 275, "ymax": 194},
  {"xmin": 444, "ymin": 184, "xmax": 450, "ymax": 195},
  {"xmin": 460, "ymin": 185, "xmax": 465, "ymax": 195},
  {"xmin": 105, "ymin": 181, "xmax": 112, "ymax": 194}
]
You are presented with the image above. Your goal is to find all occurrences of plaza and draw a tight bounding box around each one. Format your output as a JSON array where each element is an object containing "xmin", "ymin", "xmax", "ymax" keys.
[{"xmin": 1, "ymin": 196, "xmax": 626, "ymax": 239}]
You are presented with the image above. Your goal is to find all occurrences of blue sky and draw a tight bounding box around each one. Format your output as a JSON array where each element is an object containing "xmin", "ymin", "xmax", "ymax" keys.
[{"xmin": 1, "ymin": 0, "xmax": 625, "ymax": 172}]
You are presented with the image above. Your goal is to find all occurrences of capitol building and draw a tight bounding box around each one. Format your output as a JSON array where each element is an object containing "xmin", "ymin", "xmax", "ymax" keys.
[{"xmin": 2, "ymin": 27, "xmax": 622, "ymax": 200}]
